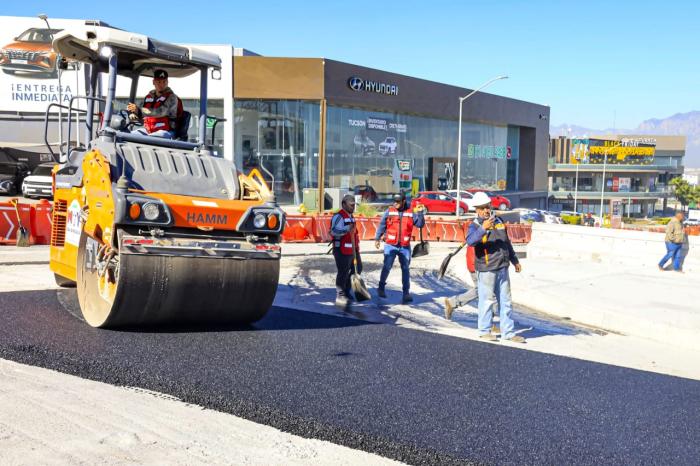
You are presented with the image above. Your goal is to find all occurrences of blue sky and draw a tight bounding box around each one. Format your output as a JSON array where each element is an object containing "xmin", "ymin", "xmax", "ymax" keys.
[{"xmin": 9, "ymin": 0, "xmax": 699, "ymax": 129}]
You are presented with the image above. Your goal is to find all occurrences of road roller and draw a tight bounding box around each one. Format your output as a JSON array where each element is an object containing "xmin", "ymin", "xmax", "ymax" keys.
[{"xmin": 47, "ymin": 22, "xmax": 284, "ymax": 328}]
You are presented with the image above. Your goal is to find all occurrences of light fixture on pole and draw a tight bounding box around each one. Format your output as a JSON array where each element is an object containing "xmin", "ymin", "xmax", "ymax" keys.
[
  {"xmin": 455, "ymin": 75, "xmax": 508, "ymax": 218},
  {"xmin": 38, "ymin": 13, "xmax": 63, "ymax": 159}
]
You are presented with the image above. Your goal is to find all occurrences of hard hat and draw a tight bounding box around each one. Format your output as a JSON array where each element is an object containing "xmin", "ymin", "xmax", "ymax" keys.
[
  {"xmin": 393, "ymin": 192, "xmax": 406, "ymax": 203},
  {"xmin": 469, "ymin": 191, "xmax": 492, "ymax": 209}
]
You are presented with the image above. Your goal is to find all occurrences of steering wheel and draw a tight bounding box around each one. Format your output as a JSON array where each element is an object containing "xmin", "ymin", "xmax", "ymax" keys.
[{"xmin": 119, "ymin": 109, "xmax": 141, "ymax": 131}]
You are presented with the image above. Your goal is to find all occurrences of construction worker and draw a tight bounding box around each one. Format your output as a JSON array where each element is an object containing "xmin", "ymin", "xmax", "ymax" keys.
[
  {"xmin": 375, "ymin": 192, "xmax": 425, "ymax": 303},
  {"xmin": 127, "ymin": 69, "xmax": 182, "ymax": 139},
  {"xmin": 330, "ymin": 194, "xmax": 361, "ymax": 309},
  {"xmin": 467, "ymin": 191, "xmax": 524, "ymax": 343}
]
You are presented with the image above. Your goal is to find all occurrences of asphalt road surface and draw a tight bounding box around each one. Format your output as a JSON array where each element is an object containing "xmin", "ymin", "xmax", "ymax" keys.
[{"xmin": 1, "ymin": 288, "xmax": 699, "ymax": 465}]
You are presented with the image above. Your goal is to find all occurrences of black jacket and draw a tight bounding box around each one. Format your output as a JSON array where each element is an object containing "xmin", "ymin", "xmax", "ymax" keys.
[{"xmin": 466, "ymin": 217, "xmax": 519, "ymax": 272}]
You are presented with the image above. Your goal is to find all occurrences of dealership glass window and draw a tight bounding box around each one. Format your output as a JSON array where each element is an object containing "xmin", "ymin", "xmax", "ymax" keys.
[
  {"xmin": 114, "ymin": 98, "xmax": 225, "ymax": 156},
  {"xmin": 233, "ymin": 100, "xmax": 321, "ymax": 204},
  {"xmin": 324, "ymin": 105, "xmax": 512, "ymax": 202}
]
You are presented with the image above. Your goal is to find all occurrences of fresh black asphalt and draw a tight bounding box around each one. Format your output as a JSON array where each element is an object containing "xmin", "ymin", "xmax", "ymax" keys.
[{"xmin": 1, "ymin": 288, "xmax": 699, "ymax": 465}]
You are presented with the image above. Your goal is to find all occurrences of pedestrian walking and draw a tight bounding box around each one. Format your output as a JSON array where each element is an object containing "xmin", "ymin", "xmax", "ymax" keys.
[
  {"xmin": 375, "ymin": 192, "xmax": 425, "ymax": 303},
  {"xmin": 659, "ymin": 211, "xmax": 686, "ymax": 272},
  {"xmin": 330, "ymin": 194, "xmax": 362, "ymax": 309},
  {"xmin": 466, "ymin": 192, "xmax": 525, "ymax": 343}
]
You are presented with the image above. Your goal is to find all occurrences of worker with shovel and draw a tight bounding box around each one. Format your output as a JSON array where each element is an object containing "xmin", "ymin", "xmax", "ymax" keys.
[
  {"xmin": 375, "ymin": 192, "xmax": 425, "ymax": 303},
  {"xmin": 330, "ymin": 194, "xmax": 364, "ymax": 310}
]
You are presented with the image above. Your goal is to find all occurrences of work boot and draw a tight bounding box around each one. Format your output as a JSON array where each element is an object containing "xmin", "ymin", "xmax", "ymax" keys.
[
  {"xmin": 402, "ymin": 293, "xmax": 413, "ymax": 304},
  {"xmin": 377, "ymin": 287, "xmax": 386, "ymax": 298},
  {"xmin": 335, "ymin": 295, "xmax": 349, "ymax": 310},
  {"xmin": 479, "ymin": 333, "xmax": 498, "ymax": 342},
  {"xmin": 444, "ymin": 298, "xmax": 454, "ymax": 320},
  {"xmin": 504, "ymin": 335, "xmax": 526, "ymax": 344},
  {"xmin": 491, "ymin": 324, "xmax": 500, "ymax": 335}
]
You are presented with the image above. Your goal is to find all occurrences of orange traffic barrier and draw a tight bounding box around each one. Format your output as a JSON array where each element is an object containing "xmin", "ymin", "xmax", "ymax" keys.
[
  {"xmin": 313, "ymin": 214, "xmax": 334, "ymax": 242},
  {"xmin": 0, "ymin": 200, "xmax": 36, "ymax": 245},
  {"xmin": 281, "ymin": 215, "xmax": 315, "ymax": 242},
  {"xmin": 31, "ymin": 200, "xmax": 53, "ymax": 245}
]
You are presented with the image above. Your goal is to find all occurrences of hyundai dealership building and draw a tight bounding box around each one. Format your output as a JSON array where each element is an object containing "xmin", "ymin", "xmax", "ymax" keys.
[{"xmin": 0, "ymin": 16, "xmax": 550, "ymax": 208}]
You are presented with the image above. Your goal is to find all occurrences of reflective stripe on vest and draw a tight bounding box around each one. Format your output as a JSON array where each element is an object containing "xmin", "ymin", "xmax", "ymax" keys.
[
  {"xmin": 143, "ymin": 91, "xmax": 173, "ymax": 133},
  {"xmin": 384, "ymin": 207, "xmax": 413, "ymax": 247},
  {"xmin": 332, "ymin": 209, "xmax": 359, "ymax": 255}
]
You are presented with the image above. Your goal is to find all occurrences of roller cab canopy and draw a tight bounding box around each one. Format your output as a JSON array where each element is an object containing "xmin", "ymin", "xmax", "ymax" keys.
[{"xmin": 51, "ymin": 20, "xmax": 221, "ymax": 77}]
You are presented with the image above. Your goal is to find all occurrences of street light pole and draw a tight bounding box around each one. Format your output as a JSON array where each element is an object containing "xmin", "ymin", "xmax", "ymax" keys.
[
  {"xmin": 599, "ymin": 150, "xmax": 607, "ymax": 226},
  {"xmin": 38, "ymin": 14, "xmax": 63, "ymax": 159},
  {"xmin": 455, "ymin": 75, "xmax": 508, "ymax": 218},
  {"xmin": 574, "ymin": 161, "xmax": 579, "ymax": 212}
]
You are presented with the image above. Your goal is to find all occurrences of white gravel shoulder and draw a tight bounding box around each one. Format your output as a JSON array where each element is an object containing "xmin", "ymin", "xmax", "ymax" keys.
[{"xmin": 0, "ymin": 359, "xmax": 401, "ymax": 466}]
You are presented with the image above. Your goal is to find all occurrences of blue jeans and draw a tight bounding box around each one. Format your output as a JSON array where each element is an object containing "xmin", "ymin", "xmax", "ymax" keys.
[
  {"xmin": 476, "ymin": 267, "xmax": 515, "ymax": 339},
  {"xmin": 378, "ymin": 244, "xmax": 411, "ymax": 294},
  {"xmin": 134, "ymin": 128, "xmax": 175, "ymax": 139},
  {"xmin": 659, "ymin": 241, "xmax": 683, "ymax": 271}
]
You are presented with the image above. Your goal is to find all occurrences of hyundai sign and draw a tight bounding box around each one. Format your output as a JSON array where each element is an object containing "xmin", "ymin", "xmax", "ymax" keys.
[{"xmin": 347, "ymin": 76, "xmax": 399, "ymax": 96}]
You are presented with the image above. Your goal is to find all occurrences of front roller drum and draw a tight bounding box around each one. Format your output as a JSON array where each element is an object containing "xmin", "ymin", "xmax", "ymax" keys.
[{"xmin": 76, "ymin": 231, "xmax": 280, "ymax": 328}]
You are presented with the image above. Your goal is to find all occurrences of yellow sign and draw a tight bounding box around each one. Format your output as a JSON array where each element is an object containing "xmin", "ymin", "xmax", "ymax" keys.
[{"xmin": 497, "ymin": 179, "xmax": 507, "ymax": 190}]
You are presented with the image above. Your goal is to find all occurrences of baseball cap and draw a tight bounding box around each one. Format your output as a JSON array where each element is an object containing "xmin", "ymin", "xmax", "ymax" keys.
[{"xmin": 154, "ymin": 69, "xmax": 168, "ymax": 79}]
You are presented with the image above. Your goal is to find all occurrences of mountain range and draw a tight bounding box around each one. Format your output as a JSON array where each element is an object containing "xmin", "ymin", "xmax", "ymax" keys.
[{"xmin": 550, "ymin": 111, "xmax": 700, "ymax": 168}]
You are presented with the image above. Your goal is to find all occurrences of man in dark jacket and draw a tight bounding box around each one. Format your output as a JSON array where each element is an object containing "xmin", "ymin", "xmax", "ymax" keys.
[{"xmin": 466, "ymin": 192, "xmax": 524, "ymax": 343}]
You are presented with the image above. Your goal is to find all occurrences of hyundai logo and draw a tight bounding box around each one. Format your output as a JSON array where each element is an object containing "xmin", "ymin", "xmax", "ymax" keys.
[{"xmin": 348, "ymin": 76, "xmax": 364, "ymax": 91}]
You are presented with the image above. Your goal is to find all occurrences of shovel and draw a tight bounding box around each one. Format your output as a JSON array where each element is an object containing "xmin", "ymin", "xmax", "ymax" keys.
[
  {"xmin": 350, "ymin": 243, "xmax": 371, "ymax": 302},
  {"xmin": 10, "ymin": 198, "xmax": 30, "ymax": 247},
  {"xmin": 438, "ymin": 242, "xmax": 466, "ymax": 279},
  {"xmin": 412, "ymin": 226, "xmax": 429, "ymax": 258}
]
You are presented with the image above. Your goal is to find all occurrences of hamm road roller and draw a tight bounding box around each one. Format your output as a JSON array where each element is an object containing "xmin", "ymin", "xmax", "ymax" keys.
[{"xmin": 47, "ymin": 22, "xmax": 284, "ymax": 328}]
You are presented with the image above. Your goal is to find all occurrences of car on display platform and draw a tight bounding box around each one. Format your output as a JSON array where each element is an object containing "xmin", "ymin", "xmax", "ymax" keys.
[
  {"xmin": 410, "ymin": 191, "xmax": 470, "ymax": 215},
  {"xmin": 0, "ymin": 161, "xmax": 30, "ymax": 195},
  {"xmin": 0, "ymin": 27, "xmax": 62, "ymax": 78},
  {"xmin": 22, "ymin": 163, "xmax": 55, "ymax": 199},
  {"xmin": 466, "ymin": 189, "xmax": 511, "ymax": 210},
  {"xmin": 378, "ymin": 137, "xmax": 397, "ymax": 155}
]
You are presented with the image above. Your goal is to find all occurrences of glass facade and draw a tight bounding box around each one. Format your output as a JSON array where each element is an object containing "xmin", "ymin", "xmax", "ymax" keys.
[
  {"xmin": 234, "ymin": 99, "xmax": 520, "ymax": 205},
  {"xmin": 234, "ymin": 100, "xmax": 320, "ymax": 205}
]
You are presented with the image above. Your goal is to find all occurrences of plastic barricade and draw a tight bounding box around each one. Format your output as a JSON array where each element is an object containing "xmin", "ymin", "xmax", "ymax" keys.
[
  {"xmin": 313, "ymin": 214, "xmax": 334, "ymax": 243},
  {"xmin": 31, "ymin": 200, "xmax": 53, "ymax": 245},
  {"xmin": 0, "ymin": 200, "xmax": 35, "ymax": 245},
  {"xmin": 431, "ymin": 219, "xmax": 466, "ymax": 242},
  {"xmin": 281, "ymin": 215, "xmax": 315, "ymax": 242},
  {"xmin": 355, "ymin": 216, "xmax": 379, "ymax": 241}
]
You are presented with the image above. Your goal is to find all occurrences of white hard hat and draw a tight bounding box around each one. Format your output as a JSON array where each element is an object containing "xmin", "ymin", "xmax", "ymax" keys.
[{"xmin": 469, "ymin": 191, "xmax": 492, "ymax": 209}]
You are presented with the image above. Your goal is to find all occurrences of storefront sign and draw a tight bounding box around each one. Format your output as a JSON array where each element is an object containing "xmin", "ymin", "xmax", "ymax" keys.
[
  {"xmin": 367, "ymin": 117, "xmax": 387, "ymax": 131},
  {"xmin": 466, "ymin": 144, "xmax": 508, "ymax": 159},
  {"xmin": 392, "ymin": 159, "xmax": 412, "ymax": 191},
  {"xmin": 347, "ymin": 76, "xmax": 399, "ymax": 96}
]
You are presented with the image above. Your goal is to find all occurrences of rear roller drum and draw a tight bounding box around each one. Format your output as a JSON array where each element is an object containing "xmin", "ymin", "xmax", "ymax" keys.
[{"xmin": 76, "ymin": 230, "xmax": 280, "ymax": 328}]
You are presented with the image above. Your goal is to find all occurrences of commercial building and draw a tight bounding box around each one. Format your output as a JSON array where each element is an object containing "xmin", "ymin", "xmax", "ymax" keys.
[
  {"xmin": 549, "ymin": 134, "xmax": 686, "ymax": 216},
  {"xmin": 0, "ymin": 16, "xmax": 551, "ymax": 208}
]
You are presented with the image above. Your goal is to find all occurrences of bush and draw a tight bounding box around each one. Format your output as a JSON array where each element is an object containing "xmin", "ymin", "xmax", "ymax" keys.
[
  {"xmin": 653, "ymin": 217, "xmax": 672, "ymax": 225},
  {"xmin": 561, "ymin": 214, "xmax": 581, "ymax": 225},
  {"xmin": 355, "ymin": 203, "xmax": 379, "ymax": 218}
]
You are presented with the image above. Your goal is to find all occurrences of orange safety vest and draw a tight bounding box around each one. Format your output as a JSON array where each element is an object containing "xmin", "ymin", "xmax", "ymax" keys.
[
  {"xmin": 142, "ymin": 90, "xmax": 181, "ymax": 133},
  {"xmin": 384, "ymin": 207, "xmax": 414, "ymax": 247},
  {"xmin": 332, "ymin": 209, "xmax": 359, "ymax": 255}
]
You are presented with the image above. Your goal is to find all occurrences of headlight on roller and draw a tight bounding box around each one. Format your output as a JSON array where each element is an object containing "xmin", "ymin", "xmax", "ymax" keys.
[
  {"xmin": 142, "ymin": 202, "xmax": 160, "ymax": 221},
  {"xmin": 253, "ymin": 213, "xmax": 266, "ymax": 229}
]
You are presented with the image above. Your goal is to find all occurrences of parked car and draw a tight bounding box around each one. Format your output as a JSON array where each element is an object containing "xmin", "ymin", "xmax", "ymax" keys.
[
  {"xmin": 0, "ymin": 27, "xmax": 62, "ymax": 78},
  {"xmin": 378, "ymin": 137, "xmax": 397, "ymax": 155},
  {"xmin": 535, "ymin": 209, "xmax": 562, "ymax": 224},
  {"xmin": 513, "ymin": 208, "xmax": 544, "ymax": 223},
  {"xmin": 353, "ymin": 135, "xmax": 375, "ymax": 155},
  {"xmin": 410, "ymin": 191, "xmax": 470, "ymax": 215},
  {"xmin": 0, "ymin": 161, "xmax": 30, "ymax": 195},
  {"xmin": 444, "ymin": 190, "xmax": 475, "ymax": 211},
  {"xmin": 22, "ymin": 163, "xmax": 55, "ymax": 199},
  {"xmin": 466, "ymin": 189, "xmax": 511, "ymax": 210}
]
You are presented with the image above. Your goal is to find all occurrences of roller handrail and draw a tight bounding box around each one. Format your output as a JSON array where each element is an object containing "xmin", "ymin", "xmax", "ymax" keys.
[{"xmin": 66, "ymin": 95, "xmax": 106, "ymax": 161}]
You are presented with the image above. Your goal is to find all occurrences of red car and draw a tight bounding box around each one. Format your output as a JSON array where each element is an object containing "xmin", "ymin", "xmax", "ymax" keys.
[
  {"xmin": 410, "ymin": 191, "xmax": 470, "ymax": 215},
  {"xmin": 466, "ymin": 189, "xmax": 511, "ymax": 210}
]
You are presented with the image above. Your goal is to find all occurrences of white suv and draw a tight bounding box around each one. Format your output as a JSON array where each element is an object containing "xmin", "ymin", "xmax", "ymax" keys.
[
  {"xmin": 378, "ymin": 137, "xmax": 397, "ymax": 155},
  {"xmin": 22, "ymin": 163, "xmax": 55, "ymax": 199}
]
